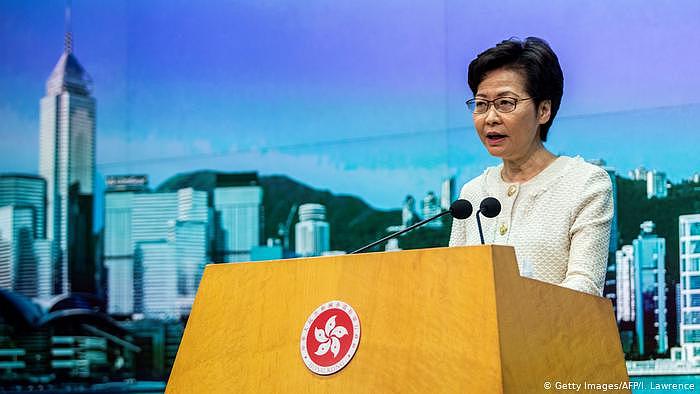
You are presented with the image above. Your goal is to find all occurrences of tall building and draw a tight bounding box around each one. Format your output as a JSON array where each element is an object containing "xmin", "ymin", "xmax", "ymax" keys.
[
  {"xmin": 629, "ymin": 166, "xmax": 647, "ymax": 181},
  {"xmin": 646, "ymin": 170, "xmax": 668, "ymax": 199},
  {"xmin": 0, "ymin": 175, "xmax": 50, "ymax": 298},
  {"xmin": 0, "ymin": 175, "xmax": 47, "ymax": 239},
  {"xmin": 633, "ymin": 221, "xmax": 668, "ymax": 355},
  {"xmin": 421, "ymin": 191, "xmax": 441, "ymax": 229},
  {"xmin": 616, "ymin": 245, "xmax": 635, "ymax": 323},
  {"xmin": 616, "ymin": 244, "xmax": 636, "ymax": 354},
  {"xmin": 295, "ymin": 204, "xmax": 330, "ymax": 257},
  {"xmin": 440, "ymin": 177, "xmax": 456, "ymax": 211},
  {"xmin": 214, "ymin": 173, "xmax": 262, "ymax": 263},
  {"xmin": 679, "ymin": 214, "xmax": 700, "ymax": 366},
  {"xmin": 104, "ymin": 182, "xmax": 208, "ymax": 318},
  {"xmin": 401, "ymin": 195, "xmax": 419, "ymax": 228},
  {"xmin": 0, "ymin": 206, "xmax": 34, "ymax": 294},
  {"xmin": 33, "ymin": 239, "xmax": 54, "ymax": 299},
  {"xmin": 138, "ymin": 240, "xmax": 178, "ymax": 319},
  {"xmin": 104, "ymin": 189, "xmax": 136, "ymax": 315},
  {"xmin": 39, "ymin": 18, "xmax": 96, "ymax": 295}
]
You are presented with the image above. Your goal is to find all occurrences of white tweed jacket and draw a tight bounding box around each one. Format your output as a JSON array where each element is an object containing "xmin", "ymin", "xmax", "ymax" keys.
[{"xmin": 449, "ymin": 156, "xmax": 613, "ymax": 296}]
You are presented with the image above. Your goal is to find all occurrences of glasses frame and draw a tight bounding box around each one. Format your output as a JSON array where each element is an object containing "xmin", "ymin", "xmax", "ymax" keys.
[{"xmin": 465, "ymin": 97, "xmax": 535, "ymax": 114}]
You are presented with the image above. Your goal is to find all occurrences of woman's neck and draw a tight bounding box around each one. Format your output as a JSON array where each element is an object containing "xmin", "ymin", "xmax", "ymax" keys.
[{"xmin": 501, "ymin": 143, "xmax": 556, "ymax": 184}]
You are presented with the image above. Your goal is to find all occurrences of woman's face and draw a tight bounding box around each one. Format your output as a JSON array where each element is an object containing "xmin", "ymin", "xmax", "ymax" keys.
[{"xmin": 472, "ymin": 68, "xmax": 550, "ymax": 161}]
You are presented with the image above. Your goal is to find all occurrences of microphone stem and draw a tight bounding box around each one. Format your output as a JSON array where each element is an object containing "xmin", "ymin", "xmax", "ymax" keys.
[
  {"xmin": 476, "ymin": 211, "xmax": 485, "ymax": 245},
  {"xmin": 350, "ymin": 210, "xmax": 450, "ymax": 254}
]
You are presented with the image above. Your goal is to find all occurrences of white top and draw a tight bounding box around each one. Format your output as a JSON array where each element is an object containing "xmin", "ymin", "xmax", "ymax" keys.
[{"xmin": 449, "ymin": 156, "xmax": 613, "ymax": 296}]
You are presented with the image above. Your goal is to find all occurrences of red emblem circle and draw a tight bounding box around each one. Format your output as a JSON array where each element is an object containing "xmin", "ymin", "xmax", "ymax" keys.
[{"xmin": 300, "ymin": 300, "xmax": 361, "ymax": 375}]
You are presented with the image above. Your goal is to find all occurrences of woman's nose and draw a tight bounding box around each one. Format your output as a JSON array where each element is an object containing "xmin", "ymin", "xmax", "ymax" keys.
[{"xmin": 484, "ymin": 105, "xmax": 502, "ymax": 125}]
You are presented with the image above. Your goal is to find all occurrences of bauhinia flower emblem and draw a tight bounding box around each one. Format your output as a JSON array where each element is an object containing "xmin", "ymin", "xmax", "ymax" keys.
[{"xmin": 314, "ymin": 315, "xmax": 349, "ymax": 358}]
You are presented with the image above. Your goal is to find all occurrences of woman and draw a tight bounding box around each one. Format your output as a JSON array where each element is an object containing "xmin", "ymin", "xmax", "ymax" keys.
[{"xmin": 449, "ymin": 37, "xmax": 613, "ymax": 296}]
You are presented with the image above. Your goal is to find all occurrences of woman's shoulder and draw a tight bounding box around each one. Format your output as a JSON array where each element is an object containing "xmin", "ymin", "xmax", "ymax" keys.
[
  {"xmin": 557, "ymin": 156, "xmax": 613, "ymax": 190},
  {"xmin": 458, "ymin": 163, "xmax": 502, "ymax": 197}
]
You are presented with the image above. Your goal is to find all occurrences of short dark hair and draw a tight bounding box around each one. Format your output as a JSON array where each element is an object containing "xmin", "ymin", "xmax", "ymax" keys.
[{"xmin": 467, "ymin": 37, "xmax": 563, "ymax": 142}]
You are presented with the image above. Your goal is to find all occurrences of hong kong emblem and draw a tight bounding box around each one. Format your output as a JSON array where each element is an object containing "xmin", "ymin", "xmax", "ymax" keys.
[{"xmin": 300, "ymin": 300, "xmax": 361, "ymax": 375}]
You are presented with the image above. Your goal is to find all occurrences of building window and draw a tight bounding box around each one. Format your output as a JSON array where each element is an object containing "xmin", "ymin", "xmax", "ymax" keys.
[
  {"xmin": 684, "ymin": 330, "xmax": 700, "ymax": 343},
  {"xmin": 691, "ymin": 294, "xmax": 700, "ymax": 307}
]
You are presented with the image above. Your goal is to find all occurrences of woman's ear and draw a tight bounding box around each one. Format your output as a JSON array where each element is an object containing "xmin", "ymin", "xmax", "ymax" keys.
[{"xmin": 538, "ymin": 100, "xmax": 552, "ymax": 125}]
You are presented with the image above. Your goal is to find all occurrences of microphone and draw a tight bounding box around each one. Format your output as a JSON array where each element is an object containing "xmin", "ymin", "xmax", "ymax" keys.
[
  {"xmin": 476, "ymin": 197, "xmax": 501, "ymax": 245},
  {"xmin": 350, "ymin": 199, "xmax": 473, "ymax": 254}
]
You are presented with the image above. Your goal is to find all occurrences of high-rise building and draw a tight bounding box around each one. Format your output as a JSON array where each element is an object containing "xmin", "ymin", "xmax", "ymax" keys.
[
  {"xmin": 0, "ymin": 235, "xmax": 10, "ymax": 291},
  {"xmin": 0, "ymin": 175, "xmax": 47, "ymax": 239},
  {"xmin": 0, "ymin": 206, "xmax": 36, "ymax": 296},
  {"xmin": 421, "ymin": 191, "xmax": 441, "ymax": 229},
  {"xmin": 33, "ymin": 239, "xmax": 54, "ymax": 299},
  {"xmin": 0, "ymin": 207, "xmax": 33, "ymax": 292},
  {"xmin": 440, "ymin": 177, "xmax": 456, "ymax": 211},
  {"xmin": 629, "ymin": 166, "xmax": 648, "ymax": 181},
  {"xmin": 105, "ymin": 190, "xmax": 136, "ymax": 315},
  {"xmin": 295, "ymin": 204, "xmax": 330, "ymax": 257},
  {"xmin": 401, "ymin": 195, "xmax": 419, "ymax": 228},
  {"xmin": 214, "ymin": 173, "xmax": 262, "ymax": 263},
  {"xmin": 138, "ymin": 240, "xmax": 178, "ymax": 319},
  {"xmin": 616, "ymin": 245, "xmax": 635, "ymax": 323},
  {"xmin": 0, "ymin": 174, "xmax": 50, "ymax": 298},
  {"xmin": 172, "ymin": 220, "xmax": 207, "ymax": 299},
  {"xmin": 39, "ymin": 20, "xmax": 96, "ymax": 295},
  {"xmin": 104, "ymin": 183, "xmax": 208, "ymax": 318},
  {"xmin": 679, "ymin": 214, "xmax": 700, "ymax": 366},
  {"xmin": 646, "ymin": 170, "xmax": 668, "ymax": 199},
  {"xmin": 633, "ymin": 221, "xmax": 668, "ymax": 355}
]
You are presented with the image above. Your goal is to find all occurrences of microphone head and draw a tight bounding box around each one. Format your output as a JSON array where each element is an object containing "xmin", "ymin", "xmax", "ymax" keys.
[
  {"xmin": 479, "ymin": 197, "xmax": 501, "ymax": 218},
  {"xmin": 449, "ymin": 199, "xmax": 473, "ymax": 219}
]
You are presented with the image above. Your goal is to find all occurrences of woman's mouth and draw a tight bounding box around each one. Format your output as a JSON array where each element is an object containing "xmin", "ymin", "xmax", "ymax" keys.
[{"xmin": 485, "ymin": 132, "xmax": 507, "ymax": 144}]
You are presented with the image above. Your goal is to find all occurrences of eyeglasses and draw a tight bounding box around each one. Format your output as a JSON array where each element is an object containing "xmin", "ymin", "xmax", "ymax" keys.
[{"xmin": 465, "ymin": 97, "xmax": 534, "ymax": 114}]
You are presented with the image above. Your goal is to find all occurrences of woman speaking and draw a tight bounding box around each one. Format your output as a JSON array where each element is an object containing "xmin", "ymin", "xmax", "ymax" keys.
[{"xmin": 449, "ymin": 37, "xmax": 613, "ymax": 296}]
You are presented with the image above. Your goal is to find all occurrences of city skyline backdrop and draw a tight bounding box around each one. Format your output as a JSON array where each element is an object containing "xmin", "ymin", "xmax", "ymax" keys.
[
  {"xmin": 1, "ymin": 2, "xmax": 700, "ymax": 387},
  {"xmin": 1, "ymin": 0, "xmax": 699, "ymax": 212}
]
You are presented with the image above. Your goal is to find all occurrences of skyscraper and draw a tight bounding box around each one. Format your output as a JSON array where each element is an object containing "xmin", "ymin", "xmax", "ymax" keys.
[
  {"xmin": 104, "ymin": 188, "xmax": 136, "ymax": 315},
  {"xmin": 629, "ymin": 166, "xmax": 648, "ymax": 181},
  {"xmin": 0, "ymin": 175, "xmax": 49, "ymax": 298},
  {"xmin": 103, "ymin": 176, "xmax": 149, "ymax": 311},
  {"xmin": 0, "ymin": 206, "xmax": 34, "ymax": 294},
  {"xmin": 214, "ymin": 173, "xmax": 262, "ymax": 263},
  {"xmin": 295, "ymin": 204, "xmax": 330, "ymax": 257},
  {"xmin": 0, "ymin": 175, "xmax": 47, "ymax": 239},
  {"xmin": 615, "ymin": 244, "xmax": 636, "ymax": 353},
  {"xmin": 401, "ymin": 195, "xmax": 419, "ymax": 228},
  {"xmin": 616, "ymin": 245, "xmax": 635, "ymax": 323},
  {"xmin": 440, "ymin": 177, "xmax": 455, "ymax": 211},
  {"xmin": 646, "ymin": 170, "xmax": 668, "ymax": 199},
  {"xmin": 138, "ymin": 240, "xmax": 178, "ymax": 319},
  {"xmin": 633, "ymin": 221, "xmax": 668, "ymax": 355},
  {"xmin": 421, "ymin": 191, "xmax": 441, "ymax": 229},
  {"xmin": 679, "ymin": 214, "xmax": 700, "ymax": 366},
  {"xmin": 104, "ymin": 181, "xmax": 208, "ymax": 318},
  {"xmin": 39, "ymin": 12, "xmax": 96, "ymax": 295}
]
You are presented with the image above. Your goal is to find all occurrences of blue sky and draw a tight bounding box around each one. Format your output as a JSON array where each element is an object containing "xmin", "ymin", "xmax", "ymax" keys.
[{"xmin": 1, "ymin": 0, "xmax": 699, "ymax": 209}]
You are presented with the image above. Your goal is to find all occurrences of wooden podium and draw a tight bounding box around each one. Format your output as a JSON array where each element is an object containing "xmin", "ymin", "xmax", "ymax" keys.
[{"xmin": 166, "ymin": 245, "xmax": 629, "ymax": 393}]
